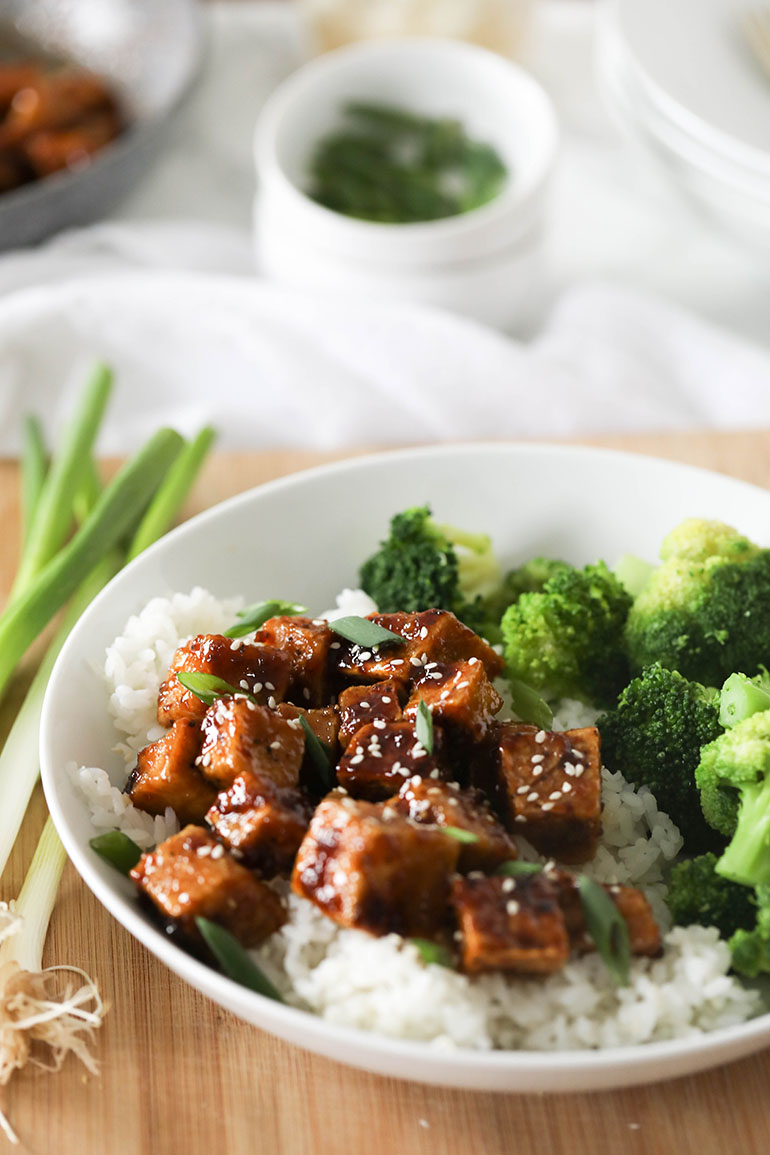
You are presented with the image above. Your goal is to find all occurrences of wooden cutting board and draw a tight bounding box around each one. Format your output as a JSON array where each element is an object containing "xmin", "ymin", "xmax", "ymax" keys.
[{"xmin": 3, "ymin": 430, "xmax": 770, "ymax": 1155}]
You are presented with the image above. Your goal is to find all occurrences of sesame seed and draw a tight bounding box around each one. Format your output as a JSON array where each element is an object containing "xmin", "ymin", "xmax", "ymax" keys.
[
  {"xmin": 468, "ymin": 870, "xmax": 484, "ymax": 879},
  {"xmin": 531, "ymin": 754, "xmax": 544, "ymax": 764},
  {"xmin": 359, "ymin": 701, "xmax": 371, "ymax": 709},
  {"xmin": 265, "ymin": 681, "xmax": 275, "ymax": 691},
  {"xmin": 506, "ymin": 900, "xmax": 520, "ymax": 915},
  {"xmin": 419, "ymin": 626, "xmax": 429, "ymax": 639},
  {"xmin": 468, "ymin": 657, "xmax": 478, "ymax": 666},
  {"xmin": 562, "ymin": 782, "xmax": 572, "ymax": 794},
  {"xmin": 303, "ymin": 688, "xmax": 311, "ymax": 701},
  {"xmin": 573, "ymin": 765, "xmax": 585, "ymax": 778},
  {"xmin": 349, "ymin": 754, "xmax": 364, "ymax": 765},
  {"xmin": 502, "ymin": 878, "xmax": 516, "ymax": 893},
  {"xmin": 270, "ymin": 740, "xmax": 282, "ymax": 750},
  {"xmin": 391, "ymin": 659, "xmax": 404, "ymax": 666},
  {"xmin": 268, "ymin": 696, "xmax": 277, "ymax": 710},
  {"xmin": 330, "ymin": 641, "xmax": 341, "ymax": 650},
  {"xmin": 532, "ymin": 767, "xmax": 543, "ymax": 777},
  {"xmin": 373, "ymin": 719, "xmax": 386, "ymax": 730},
  {"xmin": 548, "ymin": 791, "xmax": 562, "ymax": 801},
  {"xmin": 410, "ymin": 657, "xmax": 423, "ymax": 667},
  {"xmin": 456, "ymin": 681, "xmax": 469, "ymax": 689},
  {"xmin": 210, "ymin": 844, "xmax": 225, "ymax": 859},
  {"xmin": 359, "ymin": 651, "xmax": 372, "ymax": 662},
  {"xmin": 253, "ymin": 682, "xmax": 263, "ymax": 693},
  {"xmin": 535, "ymin": 730, "xmax": 547, "ymax": 743},
  {"xmin": 239, "ymin": 679, "xmax": 249, "ymax": 690},
  {"xmin": 312, "ymin": 619, "xmax": 325, "ymax": 627},
  {"xmin": 516, "ymin": 786, "xmax": 529, "ymax": 795},
  {"xmin": 429, "ymin": 768, "xmax": 440, "ymax": 779},
  {"xmin": 526, "ymin": 792, "xmax": 539, "ymax": 802},
  {"xmin": 382, "ymin": 696, "xmax": 392, "ymax": 704},
  {"xmin": 541, "ymin": 801, "xmax": 554, "ymax": 811},
  {"xmin": 514, "ymin": 814, "xmax": 527, "ymax": 824}
]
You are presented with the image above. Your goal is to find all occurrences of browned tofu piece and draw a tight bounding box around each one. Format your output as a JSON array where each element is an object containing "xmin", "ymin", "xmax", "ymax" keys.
[
  {"xmin": 337, "ymin": 679, "xmax": 403, "ymax": 749},
  {"xmin": 451, "ymin": 872, "xmax": 569, "ymax": 975},
  {"xmin": 333, "ymin": 609, "xmax": 504, "ymax": 687},
  {"xmin": 384, "ymin": 777, "xmax": 515, "ymax": 872},
  {"xmin": 255, "ymin": 615, "xmax": 334, "ymax": 706},
  {"xmin": 131, "ymin": 825, "xmax": 285, "ymax": 947},
  {"xmin": 199, "ymin": 698, "xmax": 304, "ymax": 790},
  {"xmin": 157, "ymin": 634, "xmax": 292, "ymax": 725},
  {"xmin": 404, "ymin": 659, "xmax": 502, "ymax": 744},
  {"xmin": 126, "ymin": 719, "xmax": 216, "ymax": 825},
  {"xmin": 292, "ymin": 792, "xmax": 459, "ymax": 937},
  {"xmin": 550, "ymin": 869, "xmax": 662, "ymax": 957},
  {"xmin": 205, "ymin": 771, "xmax": 312, "ymax": 877},
  {"xmin": 495, "ymin": 724, "xmax": 602, "ymax": 864},
  {"xmin": 337, "ymin": 719, "xmax": 448, "ymax": 800}
]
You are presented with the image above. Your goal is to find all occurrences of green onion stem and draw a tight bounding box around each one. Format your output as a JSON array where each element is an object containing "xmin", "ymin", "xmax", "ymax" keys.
[
  {"xmin": 10, "ymin": 364, "xmax": 113, "ymax": 600},
  {"xmin": 0, "ymin": 426, "xmax": 184, "ymax": 703},
  {"xmin": 195, "ymin": 917, "xmax": 284, "ymax": 1001},
  {"xmin": 20, "ymin": 415, "xmax": 47, "ymax": 553},
  {"xmin": 126, "ymin": 426, "xmax": 216, "ymax": 562},
  {"xmin": 0, "ymin": 817, "xmax": 67, "ymax": 972},
  {"xmin": 72, "ymin": 457, "xmax": 103, "ymax": 529}
]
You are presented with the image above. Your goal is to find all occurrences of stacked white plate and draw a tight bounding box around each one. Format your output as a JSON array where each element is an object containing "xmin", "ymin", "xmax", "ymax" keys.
[{"xmin": 597, "ymin": 0, "xmax": 770, "ymax": 254}]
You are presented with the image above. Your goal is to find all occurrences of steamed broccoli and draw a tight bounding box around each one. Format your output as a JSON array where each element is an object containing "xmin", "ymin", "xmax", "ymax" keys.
[
  {"xmin": 500, "ymin": 560, "xmax": 632, "ymax": 707},
  {"xmin": 720, "ymin": 668, "xmax": 770, "ymax": 728},
  {"xmin": 359, "ymin": 506, "xmax": 500, "ymax": 622},
  {"xmin": 696, "ymin": 710, "xmax": 770, "ymax": 886},
  {"xmin": 626, "ymin": 518, "xmax": 770, "ymax": 687},
  {"xmin": 597, "ymin": 663, "xmax": 724, "ymax": 854},
  {"xmin": 730, "ymin": 885, "xmax": 770, "ymax": 977},
  {"xmin": 667, "ymin": 853, "xmax": 757, "ymax": 939}
]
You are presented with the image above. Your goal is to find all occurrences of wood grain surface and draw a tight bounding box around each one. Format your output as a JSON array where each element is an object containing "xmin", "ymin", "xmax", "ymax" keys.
[{"xmin": 3, "ymin": 429, "xmax": 770, "ymax": 1155}]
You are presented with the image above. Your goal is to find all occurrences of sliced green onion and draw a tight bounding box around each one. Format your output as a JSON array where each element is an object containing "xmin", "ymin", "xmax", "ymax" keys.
[
  {"xmin": 719, "ymin": 671, "xmax": 770, "ymax": 728},
  {"xmin": 410, "ymin": 938, "xmax": 454, "ymax": 968},
  {"xmin": 126, "ymin": 426, "xmax": 216, "ymax": 562},
  {"xmin": 494, "ymin": 860, "xmax": 543, "ymax": 877},
  {"xmin": 20, "ymin": 415, "xmax": 47, "ymax": 551},
  {"xmin": 177, "ymin": 671, "xmax": 250, "ymax": 707},
  {"xmin": 509, "ymin": 676, "xmax": 553, "ymax": 731},
  {"xmin": 223, "ymin": 598, "xmax": 307, "ymax": 639},
  {"xmin": 329, "ymin": 616, "xmax": 406, "ymax": 649},
  {"xmin": 195, "ymin": 917, "xmax": 284, "ymax": 1001},
  {"xmin": 89, "ymin": 830, "xmax": 143, "ymax": 874},
  {"xmin": 441, "ymin": 826, "xmax": 480, "ymax": 844},
  {"xmin": 415, "ymin": 699, "xmax": 434, "ymax": 753},
  {"xmin": 577, "ymin": 875, "xmax": 631, "ymax": 987},
  {"xmin": 0, "ymin": 426, "xmax": 184, "ymax": 703},
  {"xmin": 298, "ymin": 715, "xmax": 335, "ymax": 791},
  {"xmin": 11, "ymin": 363, "xmax": 113, "ymax": 599}
]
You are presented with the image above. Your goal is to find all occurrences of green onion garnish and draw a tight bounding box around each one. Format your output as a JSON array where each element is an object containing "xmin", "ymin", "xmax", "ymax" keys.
[
  {"xmin": 195, "ymin": 917, "xmax": 284, "ymax": 1002},
  {"xmin": 177, "ymin": 671, "xmax": 253, "ymax": 707},
  {"xmin": 577, "ymin": 875, "xmax": 631, "ymax": 987},
  {"xmin": 411, "ymin": 938, "xmax": 454, "ymax": 969},
  {"xmin": 89, "ymin": 830, "xmax": 143, "ymax": 874},
  {"xmin": 329, "ymin": 616, "xmax": 406, "ymax": 649},
  {"xmin": 494, "ymin": 860, "xmax": 543, "ymax": 877},
  {"xmin": 415, "ymin": 699, "xmax": 434, "ymax": 753},
  {"xmin": 224, "ymin": 599, "xmax": 307, "ymax": 639},
  {"xmin": 508, "ymin": 676, "xmax": 553, "ymax": 731},
  {"xmin": 298, "ymin": 715, "xmax": 335, "ymax": 791},
  {"xmin": 441, "ymin": 826, "xmax": 480, "ymax": 844}
]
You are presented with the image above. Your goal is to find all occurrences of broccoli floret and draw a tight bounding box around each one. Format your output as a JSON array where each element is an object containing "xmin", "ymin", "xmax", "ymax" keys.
[
  {"xmin": 626, "ymin": 518, "xmax": 770, "ymax": 686},
  {"xmin": 730, "ymin": 885, "xmax": 770, "ymax": 977},
  {"xmin": 695, "ymin": 710, "xmax": 770, "ymax": 887},
  {"xmin": 597, "ymin": 663, "xmax": 724, "ymax": 854},
  {"xmin": 500, "ymin": 560, "xmax": 632, "ymax": 707},
  {"xmin": 720, "ymin": 668, "xmax": 770, "ymax": 728},
  {"xmin": 668, "ymin": 853, "xmax": 757, "ymax": 939},
  {"xmin": 359, "ymin": 506, "xmax": 500, "ymax": 628}
]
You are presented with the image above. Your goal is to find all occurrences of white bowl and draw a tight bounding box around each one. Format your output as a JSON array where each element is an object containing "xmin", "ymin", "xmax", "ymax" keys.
[
  {"xmin": 253, "ymin": 39, "xmax": 558, "ymax": 330},
  {"xmin": 40, "ymin": 443, "xmax": 770, "ymax": 1092}
]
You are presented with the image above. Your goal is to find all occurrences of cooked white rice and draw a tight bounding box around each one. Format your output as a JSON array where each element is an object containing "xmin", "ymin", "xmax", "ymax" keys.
[{"xmin": 70, "ymin": 587, "xmax": 764, "ymax": 1050}]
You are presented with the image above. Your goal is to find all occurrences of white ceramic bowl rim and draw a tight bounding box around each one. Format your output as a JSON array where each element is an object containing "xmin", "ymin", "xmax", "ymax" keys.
[
  {"xmin": 40, "ymin": 442, "xmax": 770, "ymax": 1092},
  {"xmin": 253, "ymin": 37, "xmax": 559, "ymax": 264}
]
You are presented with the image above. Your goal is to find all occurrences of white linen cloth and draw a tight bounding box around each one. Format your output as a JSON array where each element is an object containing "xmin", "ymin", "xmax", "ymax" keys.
[{"xmin": 0, "ymin": 1, "xmax": 767, "ymax": 451}]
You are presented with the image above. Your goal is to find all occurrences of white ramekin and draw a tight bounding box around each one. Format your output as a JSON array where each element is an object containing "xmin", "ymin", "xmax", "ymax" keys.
[{"xmin": 253, "ymin": 38, "xmax": 558, "ymax": 331}]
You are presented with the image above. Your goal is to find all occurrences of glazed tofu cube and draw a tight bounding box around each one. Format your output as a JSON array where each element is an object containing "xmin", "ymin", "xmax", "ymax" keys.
[
  {"xmin": 205, "ymin": 771, "xmax": 312, "ymax": 877},
  {"xmin": 126, "ymin": 719, "xmax": 216, "ymax": 825},
  {"xmin": 333, "ymin": 609, "xmax": 504, "ymax": 686},
  {"xmin": 404, "ymin": 659, "xmax": 502, "ymax": 743},
  {"xmin": 337, "ymin": 719, "xmax": 447, "ymax": 800},
  {"xmin": 292, "ymin": 792, "xmax": 459, "ymax": 937},
  {"xmin": 157, "ymin": 634, "xmax": 292, "ymax": 725},
  {"xmin": 495, "ymin": 724, "xmax": 602, "ymax": 864},
  {"xmin": 337, "ymin": 679, "xmax": 403, "ymax": 749},
  {"xmin": 131, "ymin": 825, "xmax": 286, "ymax": 947},
  {"xmin": 551, "ymin": 869, "xmax": 661, "ymax": 957},
  {"xmin": 451, "ymin": 873, "xmax": 569, "ymax": 975},
  {"xmin": 199, "ymin": 698, "xmax": 304, "ymax": 790},
  {"xmin": 255, "ymin": 616, "xmax": 334, "ymax": 706},
  {"xmin": 384, "ymin": 777, "xmax": 515, "ymax": 872}
]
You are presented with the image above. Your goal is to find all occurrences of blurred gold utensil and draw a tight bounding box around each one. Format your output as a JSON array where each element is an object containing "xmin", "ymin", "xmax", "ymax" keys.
[{"xmin": 743, "ymin": 6, "xmax": 770, "ymax": 80}]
